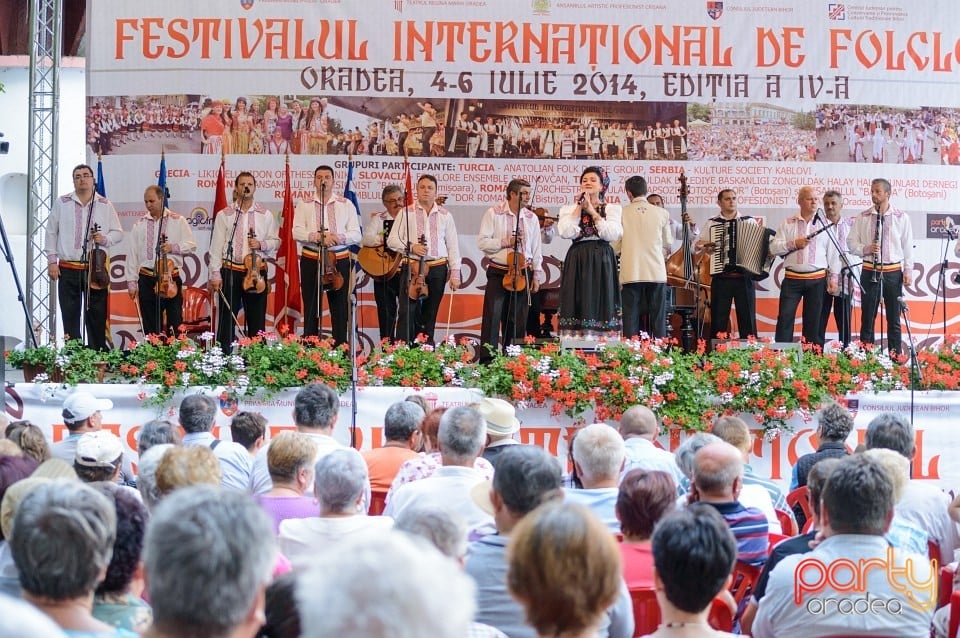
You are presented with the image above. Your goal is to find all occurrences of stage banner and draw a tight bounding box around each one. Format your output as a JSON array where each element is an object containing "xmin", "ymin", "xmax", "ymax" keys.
[
  {"xmin": 85, "ymin": 0, "xmax": 960, "ymax": 348},
  {"xmin": 7, "ymin": 383, "xmax": 958, "ymax": 491}
]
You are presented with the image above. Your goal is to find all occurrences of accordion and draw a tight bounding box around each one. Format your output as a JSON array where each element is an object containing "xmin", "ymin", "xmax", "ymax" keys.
[{"xmin": 709, "ymin": 219, "xmax": 776, "ymax": 280}]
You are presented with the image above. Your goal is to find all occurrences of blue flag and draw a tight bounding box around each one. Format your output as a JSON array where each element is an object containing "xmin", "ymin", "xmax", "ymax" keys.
[
  {"xmin": 157, "ymin": 153, "xmax": 168, "ymax": 208},
  {"xmin": 343, "ymin": 159, "xmax": 363, "ymax": 255},
  {"xmin": 96, "ymin": 158, "xmax": 107, "ymax": 198}
]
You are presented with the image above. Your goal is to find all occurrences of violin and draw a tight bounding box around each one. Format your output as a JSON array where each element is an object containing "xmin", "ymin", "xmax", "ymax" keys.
[
  {"xmin": 242, "ymin": 228, "xmax": 266, "ymax": 294},
  {"xmin": 502, "ymin": 229, "xmax": 528, "ymax": 293},
  {"xmin": 408, "ymin": 234, "xmax": 429, "ymax": 301},
  {"xmin": 154, "ymin": 233, "xmax": 178, "ymax": 299},
  {"xmin": 318, "ymin": 228, "xmax": 345, "ymax": 291},
  {"xmin": 88, "ymin": 223, "xmax": 109, "ymax": 290},
  {"xmin": 533, "ymin": 207, "xmax": 557, "ymax": 229}
]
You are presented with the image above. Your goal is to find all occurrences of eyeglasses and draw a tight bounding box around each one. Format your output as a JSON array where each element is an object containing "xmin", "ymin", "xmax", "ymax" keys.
[
  {"xmin": 74, "ymin": 174, "xmax": 94, "ymax": 181},
  {"xmin": 384, "ymin": 197, "xmax": 405, "ymax": 205}
]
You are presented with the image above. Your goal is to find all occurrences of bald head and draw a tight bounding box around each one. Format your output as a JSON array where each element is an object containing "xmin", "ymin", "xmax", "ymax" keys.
[
  {"xmin": 693, "ymin": 442, "xmax": 743, "ymax": 499},
  {"xmin": 620, "ymin": 406, "xmax": 659, "ymax": 440},
  {"xmin": 797, "ymin": 185, "xmax": 817, "ymax": 217}
]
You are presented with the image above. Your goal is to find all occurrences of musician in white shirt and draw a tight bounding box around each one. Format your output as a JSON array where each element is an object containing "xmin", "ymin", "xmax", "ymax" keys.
[
  {"xmin": 846, "ymin": 178, "xmax": 913, "ymax": 354},
  {"xmin": 646, "ymin": 193, "xmax": 700, "ymax": 253},
  {"xmin": 125, "ymin": 185, "xmax": 197, "ymax": 336},
  {"xmin": 293, "ymin": 165, "xmax": 362, "ymax": 345},
  {"xmin": 819, "ymin": 190, "xmax": 857, "ymax": 346},
  {"xmin": 45, "ymin": 164, "xmax": 124, "ymax": 351},
  {"xmin": 770, "ymin": 186, "xmax": 840, "ymax": 348},
  {"xmin": 361, "ymin": 184, "xmax": 405, "ymax": 342},
  {"xmin": 695, "ymin": 189, "xmax": 758, "ymax": 339},
  {"xmin": 386, "ymin": 174, "xmax": 461, "ymax": 343}
]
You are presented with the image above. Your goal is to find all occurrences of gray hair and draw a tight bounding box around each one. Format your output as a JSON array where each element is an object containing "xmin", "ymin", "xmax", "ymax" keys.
[
  {"xmin": 137, "ymin": 444, "xmax": 175, "ymax": 512},
  {"xmin": 572, "ymin": 423, "xmax": 625, "ymax": 482},
  {"xmin": 314, "ymin": 449, "xmax": 368, "ymax": 514},
  {"xmin": 384, "ymin": 402, "xmax": 424, "ymax": 443},
  {"xmin": 138, "ymin": 419, "xmax": 182, "ymax": 455},
  {"xmin": 294, "ymin": 383, "xmax": 338, "ymax": 430},
  {"xmin": 816, "ymin": 403, "xmax": 854, "ymax": 442},
  {"xmin": 297, "ymin": 532, "xmax": 475, "ymax": 638},
  {"xmin": 381, "ymin": 184, "xmax": 403, "ymax": 202},
  {"xmin": 144, "ymin": 486, "xmax": 275, "ymax": 638},
  {"xmin": 437, "ymin": 407, "xmax": 486, "ymax": 464},
  {"xmin": 692, "ymin": 442, "xmax": 743, "ymax": 494},
  {"xmin": 178, "ymin": 394, "xmax": 216, "ymax": 434},
  {"xmin": 10, "ymin": 480, "xmax": 116, "ymax": 600},
  {"xmin": 394, "ymin": 505, "xmax": 467, "ymax": 560},
  {"xmin": 493, "ymin": 445, "xmax": 563, "ymax": 515},
  {"xmin": 674, "ymin": 432, "xmax": 722, "ymax": 480},
  {"xmin": 865, "ymin": 412, "xmax": 915, "ymax": 459}
]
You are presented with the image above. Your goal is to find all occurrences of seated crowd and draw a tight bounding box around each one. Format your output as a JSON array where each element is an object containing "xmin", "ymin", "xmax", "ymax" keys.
[{"xmin": 0, "ymin": 385, "xmax": 957, "ymax": 638}]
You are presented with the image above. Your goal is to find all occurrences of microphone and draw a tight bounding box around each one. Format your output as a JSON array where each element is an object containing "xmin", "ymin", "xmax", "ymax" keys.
[
  {"xmin": 897, "ymin": 296, "xmax": 909, "ymax": 312},
  {"xmin": 577, "ymin": 193, "xmax": 585, "ymax": 205},
  {"xmin": 944, "ymin": 217, "xmax": 959, "ymax": 239},
  {"xmin": 813, "ymin": 208, "xmax": 823, "ymax": 225}
]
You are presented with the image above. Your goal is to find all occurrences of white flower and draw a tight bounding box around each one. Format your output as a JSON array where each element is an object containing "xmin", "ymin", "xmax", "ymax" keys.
[
  {"xmin": 200, "ymin": 331, "xmax": 215, "ymax": 342},
  {"xmin": 505, "ymin": 344, "xmax": 522, "ymax": 357},
  {"xmin": 181, "ymin": 372, "xmax": 191, "ymax": 385}
]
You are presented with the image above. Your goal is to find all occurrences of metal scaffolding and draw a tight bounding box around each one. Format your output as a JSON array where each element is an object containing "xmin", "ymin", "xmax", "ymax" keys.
[{"xmin": 26, "ymin": 0, "xmax": 61, "ymax": 345}]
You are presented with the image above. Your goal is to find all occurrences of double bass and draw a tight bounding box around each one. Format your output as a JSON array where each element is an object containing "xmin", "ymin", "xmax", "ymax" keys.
[{"xmin": 665, "ymin": 171, "xmax": 711, "ymax": 349}]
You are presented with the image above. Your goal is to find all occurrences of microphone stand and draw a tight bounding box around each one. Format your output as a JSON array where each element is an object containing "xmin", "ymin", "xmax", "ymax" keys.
[
  {"xmin": 223, "ymin": 191, "xmax": 245, "ymax": 346},
  {"xmin": 154, "ymin": 189, "xmax": 170, "ymax": 335},
  {"xmin": 317, "ymin": 183, "xmax": 327, "ymax": 340},
  {"xmin": 402, "ymin": 181, "xmax": 413, "ymax": 343},
  {"xmin": 876, "ymin": 207, "xmax": 886, "ymax": 350},
  {"xmin": 80, "ymin": 198, "xmax": 96, "ymax": 345},
  {"xmin": 349, "ymin": 253, "xmax": 359, "ymax": 449},
  {"xmin": 930, "ymin": 228, "xmax": 955, "ymax": 339},
  {"xmin": 817, "ymin": 213, "xmax": 865, "ymax": 347},
  {"xmin": 503, "ymin": 199, "xmax": 524, "ymax": 353},
  {"xmin": 899, "ymin": 297, "xmax": 921, "ymax": 427}
]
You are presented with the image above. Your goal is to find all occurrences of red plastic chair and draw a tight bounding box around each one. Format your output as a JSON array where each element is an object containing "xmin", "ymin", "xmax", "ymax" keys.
[
  {"xmin": 940, "ymin": 563, "xmax": 956, "ymax": 610},
  {"xmin": 775, "ymin": 509, "xmax": 798, "ymax": 536},
  {"xmin": 180, "ymin": 286, "xmax": 212, "ymax": 337},
  {"xmin": 368, "ymin": 489, "xmax": 388, "ymax": 516},
  {"xmin": 706, "ymin": 595, "xmax": 735, "ymax": 632},
  {"xmin": 629, "ymin": 588, "xmax": 660, "ymax": 637},
  {"xmin": 802, "ymin": 517, "xmax": 815, "ymax": 534},
  {"xmin": 729, "ymin": 560, "xmax": 761, "ymax": 611},
  {"xmin": 768, "ymin": 532, "xmax": 790, "ymax": 550},
  {"xmin": 950, "ymin": 589, "xmax": 960, "ymax": 638},
  {"xmin": 786, "ymin": 485, "xmax": 812, "ymax": 528}
]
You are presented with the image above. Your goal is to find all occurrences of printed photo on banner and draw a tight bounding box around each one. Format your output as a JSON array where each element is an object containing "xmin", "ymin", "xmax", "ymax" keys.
[
  {"xmin": 686, "ymin": 102, "xmax": 816, "ymax": 162},
  {"xmin": 816, "ymin": 104, "xmax": 950, "ymax": 165}
]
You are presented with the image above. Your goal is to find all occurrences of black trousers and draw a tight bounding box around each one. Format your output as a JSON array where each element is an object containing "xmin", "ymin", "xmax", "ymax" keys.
[
  {"xmin": 819, "ymin": 290, "xmax": 852, "ymax": 347},
  {"xmin": 138, "ymin": 273, "xmax": 183, "ymax": 336},
  {"xmin": 480, "ymin": 267, "xmax": 530, "ymax": 359},
  {"xmin": 58, "ymin": 267, "xmax": 109, "ymax": 350},
  {"xmin": 775, "ymin": 276, "xmax": 826, "ymax": 347},
  {"xmin": 860, "ymin": 269, "xmax": 903, "ymax": 353},
  {"xmin": 710, "ymin": 274, "xmax": 756, "ymax": 339},
  {"xmin": 397, "ymin": 263, "xmax": 448, "ymax": 343},
  {"xmin": 216, "ymin": 267, "xmax": 268, "ymax": 352},
  {"xmin": 622, "ymin": 282, "xmax": 667, "ymax": 339},
  {"xmin": 300, "ymin": 256, "xmax": 351, "ymax": 345},
  {"xmin": 373, "ymin": 273, "xmax": 402, "ymax": 342}
]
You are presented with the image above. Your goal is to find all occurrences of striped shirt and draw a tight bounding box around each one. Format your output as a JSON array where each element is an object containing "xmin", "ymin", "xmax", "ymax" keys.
[{"xmin": 702, "ymin": 500, "xmax": 770, "ymax": 567}]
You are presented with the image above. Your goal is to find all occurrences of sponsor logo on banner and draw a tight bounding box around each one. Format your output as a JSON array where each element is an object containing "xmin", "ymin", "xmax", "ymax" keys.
[
  {"xmin": 394, "ymin": 0, "xmax": 403, "ymax": 12},
  {"xmin": 188, "ymin": 207, "xmax": 213, "ymax": 229},
  {"xmin": 844, "ymin": 397, "xmax": 859, "ymax": 418},
  {"xmin": 926, "ymin": 213, "xmax": 959, "ymax": 239},
  {"xmin": 707, "ymin": 1, "xmax": 723, "ymax": 20},
  {"xmin": 532, "ymin": 0, "xmax": 551, "ymax": 16},
  {"xmin": 828, "ymin": 3, "xmax": 846, "ymax": 20},
  {"xmin": 219, "ymin": 391, "xmax": 238, "ymax": 417},
  {"xmin": 240, "ymin": 0, "xmax": 254, "ymax": 9},
  {"xmin": 793, "ymin": 547, "xmax": 937, "ymax": 614}
]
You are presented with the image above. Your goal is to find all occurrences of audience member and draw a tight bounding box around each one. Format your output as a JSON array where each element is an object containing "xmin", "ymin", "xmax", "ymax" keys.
[
  {"xmin": 507, "ymin": 502, "xmax": 623, "ymax": 638},
  {"xmin": 361, "ymin": 401, "xmax": 423, "ymax": 491},
  {"xmin": 618, "ymin": 406, "xmax": 683, "ymax": 485},
  {"xmin": 564, "ymin": 423, "xmax": 625, "ymax": 532},
  {"xmin": 230, "ymin": 411, "xmax": 267, "ymax": 455},
  {"xmin": 467, "ymin": 445, "xmax": 634, "ymax": 638},
  {"xmin": 258, "ymin": 572, "xmax": 301, "ymax": 638},
  {"xmin": 385, "ymin": 407, "xmax": 493, "ymax": 533},
  {"xmin": 863, "ymin": 447, "xmax": 929, "ymax": 555},
  {"xmin": 741, "ymin": 457, "xmax": 839, "ymax": 635},
  {"xmin": 791, "ymin": 401, "xmax": 852, "ymax": 489},
  {"xmin": 4, "ymin": 422, "xmax": 50, "ymax": 465},
  {"xmin": 10, "ymin": 480, "xmax": 136, "ymax": 636},
  {"xmin": 74, "ymin": 430, "xmax": 125, "ymax": 484},
  {"xmin": 252, "ymin": 382, "xmax": 345, "ymax": 494},
  {"xmin": 52, "ymin": 391, "xmax": 135, "ymax": 484},
  {"xmin": 476, "ymin": 397, "xmax": 521, "ymax": 468},
  {"xmin": 0, "ymin": 456, "xmax": 39, "ymax": 598},
  {"xmin": 256, "ymin": 431, "xmax": 319, "ymax": 534},
  {"xmin": 279, "ymin": 448, "xmax": 393, "ymax": 571},
  {"xmin": 135, "ymin": 444, "xmax": 174, "ymax": 512},
  {"xmin": 616, "ymin": 469, "xmax": 677, "ymax": 589},
  {"xmin": 711, "ymin": 416, "xmax": 786, "ymax": 534},
  {"xmin": 154, "ymin": 446, "xmax": 221, "ymax": 498},
  {"xmin": 865, "ymin": 412, "xmax": 958, "ymax": 560},
  {"xmin": 644, "ymin": 505, "xmax": 739, "ymax": 638},
  {"xmin": 296, "ymin": 531, "xmax": 476, "ymax": 638},
  {"xmin": 753, "ymin": 454, "xmax": 934, "ymax": 637},
  {"xmin": 0, "ymin": 592, "xmax": 67, "ymax": 637},
  {"xmin": 691, "ymin": 441, "xmax": 768, "ymax": 566},
  {"xmin": 179, "ymin": 394, "xmax": 252, "ymax": 491},
  {"xmin": 135, "ymin": 420, "xmax": 181, "ymax": 456},
  {"xmin": 388, "ymin": 407, "xmax": 494, "ymax": 501},
  {"xmin": 673, "ymin": 431, "xmax": 722, "ymax": 495},
  {"xmin": 142, "ymin": 485, "xmax": 276, "ymax": 638},
  {"xmin": 90, "ymin": 482, "xmax": 152, "ymax": 634}
]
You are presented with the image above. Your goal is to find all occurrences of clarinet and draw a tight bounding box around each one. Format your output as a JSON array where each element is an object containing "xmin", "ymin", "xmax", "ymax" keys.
[{"xmin": 872, "ymin": 205, "xmax": 882, "ymax": 283}]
